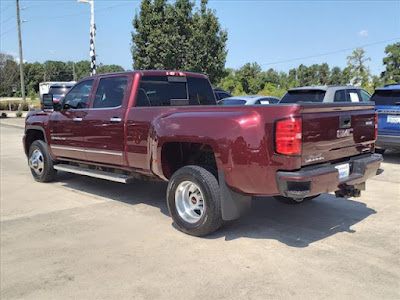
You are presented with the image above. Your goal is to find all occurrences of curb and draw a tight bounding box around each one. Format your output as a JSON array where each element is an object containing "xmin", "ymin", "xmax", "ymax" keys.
[{"xmin": 0, "ymin": 121, "xmax": 25, "ymax": 129}]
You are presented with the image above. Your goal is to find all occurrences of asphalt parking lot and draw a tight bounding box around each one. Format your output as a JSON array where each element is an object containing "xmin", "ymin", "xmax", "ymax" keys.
[{"xmin": 1, "ymin": 125, "xmax": 399, "ymax": 299}]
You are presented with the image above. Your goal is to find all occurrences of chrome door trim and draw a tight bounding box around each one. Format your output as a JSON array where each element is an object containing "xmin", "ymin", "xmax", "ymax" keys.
[{"xmin": 51, "ymin": 145, "xmax": 123, "ymax": 156}]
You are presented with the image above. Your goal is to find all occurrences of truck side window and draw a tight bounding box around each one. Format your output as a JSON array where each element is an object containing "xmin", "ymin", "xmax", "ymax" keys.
[
  {"xmin": 93, "ymin": 76, "xmax": 128, "ymax": 108},
  {"xmin": 63, "ymin": 80, "xmax": 94, "ymax": 109},
  {"xmin": 334, "ymin": 90, "xmax": 347, "ymax": 102},
  {"xmin": 346, "ymin": 89, "xmax": 360, "ymax": 102},
  {"xmin": 136, "ymin": 76, "xmax": 188, "ymax": 107},
  {"xmin": 359, "ymin": 89, "xmax": 371, "ymax": 102},
  {"xmin": 188, "ymin": 77, "xmax": 216, "ymax": 105}
]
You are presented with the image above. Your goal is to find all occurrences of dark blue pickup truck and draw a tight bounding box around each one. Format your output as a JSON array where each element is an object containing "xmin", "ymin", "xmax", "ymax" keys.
[{"xmin": 372, "ymin": 84, "xmax": 400, "ymax": 153}]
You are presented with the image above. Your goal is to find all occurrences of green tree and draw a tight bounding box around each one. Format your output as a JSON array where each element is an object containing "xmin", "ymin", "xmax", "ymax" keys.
[
  {"xmin": 74, "ymin": 61, "xmax": 91, "ymax": 79},
  {"xmin": 329, "ymin": 66, "xmax": 343, "ymax": 85},
  {"xmin": 346, "ymin": 48, "xmax": 371, "ymax": 87},
  {"xmin": 259, "ymin": 82, "xmax": 286, "ymax": 98},
  {"xmin": 318, "ymin": 63, "xmax": 330, "ymax": 85},
  {"xmin": 131, "ymin": 0, "xmax": 227, "ymax": 83},
  {"xmin": 24, "ymin": 62, "xmax": 44, "ymax": 93},
  {"xmin": 381, "ymin": 42, "xmax": 400, "ymax": 84},
  {"xmin": 97, "ymin": 64, "xmax": 125, "ymax": 74},
  {"xmin": 236, "ymin": 62, "xmax": 262, "ymax": 94},
  {"xmin": 43, "ymin": 61, "xmax": 73, "ymax": 82},
  {"xmin": 0, "ymin": 53, "xmax": 19, "ymax": 97}
]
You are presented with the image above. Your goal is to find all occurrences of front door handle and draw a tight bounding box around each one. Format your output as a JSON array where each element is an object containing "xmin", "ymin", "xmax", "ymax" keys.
[
  {"xmin": 73, "ymin": 117, "xmax": 83, "ymax": 122},
  {"xmin": 110, "ymin": 117, "xmax": 122, "ymax": 123}
]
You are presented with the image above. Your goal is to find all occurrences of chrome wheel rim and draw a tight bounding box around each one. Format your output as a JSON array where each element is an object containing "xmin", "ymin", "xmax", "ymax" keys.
[
  {"xmin": 175, "ymin": 181, "xmax": 205, "ymax": 223},
  {"xmin": 29, "ymin": 149, "xmax": 44, "ymax": 176}
]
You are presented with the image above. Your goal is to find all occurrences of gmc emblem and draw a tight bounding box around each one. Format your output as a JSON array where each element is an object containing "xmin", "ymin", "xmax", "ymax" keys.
[{"xmin": 337, "ymin": 128, "xmax": 353, "ymax": 138}]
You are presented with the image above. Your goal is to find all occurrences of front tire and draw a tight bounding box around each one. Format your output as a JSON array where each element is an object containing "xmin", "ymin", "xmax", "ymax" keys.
[
  {"xmin": 28, "ymin": 140, "xmax": 57, "ymax": 182},
  {"xmin": 375, "ymin": 148, "xmax": 385, "ymax": 155},
  {"xmin": 167, "ymin": 165, "xmax": 222, "ymax": 237}
]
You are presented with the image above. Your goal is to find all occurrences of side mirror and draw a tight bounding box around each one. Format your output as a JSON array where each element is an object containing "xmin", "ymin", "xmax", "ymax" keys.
[{"xmin": 42, "ymin": 94, "xmax": 54, "ymax": 110}]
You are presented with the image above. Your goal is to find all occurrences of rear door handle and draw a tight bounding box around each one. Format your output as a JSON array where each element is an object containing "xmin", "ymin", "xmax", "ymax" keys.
[
  {"xmin": 73, "ymin": 117, "xmax": 83, "ymax": 122},
  {"xmin": 110, "ymin": 117, "xmax": 122, "ymax": 123}
]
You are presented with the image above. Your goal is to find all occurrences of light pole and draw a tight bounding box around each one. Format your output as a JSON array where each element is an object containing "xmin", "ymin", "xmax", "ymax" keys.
[
  {"xmin": 78, "ymin": 0, "xmax": 96, "ymax": 76},
  {"xmin": 16, "ymin": 0, "xmax": 26, "ymax": 103}
]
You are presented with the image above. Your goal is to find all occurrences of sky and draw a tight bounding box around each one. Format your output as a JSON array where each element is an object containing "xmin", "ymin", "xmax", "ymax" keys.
[{"xmin": 1, "ymin": 0, "xmax": 400, "ymax": 76}]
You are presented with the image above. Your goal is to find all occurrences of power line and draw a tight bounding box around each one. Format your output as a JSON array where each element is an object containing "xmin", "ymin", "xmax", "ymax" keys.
[
  {"xmin": 1, "ymin": 15, "xmax": 14, "ymax": 25},
  {"xmin": 259, "ymin": 37, "xmax": 400, "ymax": 67},
  {"xmin": 1, "ymin": 25, "xmax": 17, "ymax": 36},
  {"xmin": 28, "ymin": 2, "xmax": 137, "ymax": 22}
]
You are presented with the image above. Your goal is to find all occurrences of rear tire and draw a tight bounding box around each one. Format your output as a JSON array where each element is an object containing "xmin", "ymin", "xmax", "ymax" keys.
[
  {"xmin": 167, "ymin": 165, "xmax": 222, "ymax": 236},
  {"xmin": 375, "ymin": 148, "xmax": 385, "ymax": 155},
  {"xmin": 274, "ymin": 194, "xmax": 320, "ymax": 205},
  {"xmin": 28, "ymin": 140, "xmax": 57, "ymax": 182}
]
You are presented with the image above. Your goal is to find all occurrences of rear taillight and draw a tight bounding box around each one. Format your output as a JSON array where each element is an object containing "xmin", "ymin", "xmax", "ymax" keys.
[
  {"xmin": 275, "ymin": 117, "xmax": 302, "ymax": 156},
  {"xmin": 374, "ymin": 113, "xmax": 378, "ymax": 140}
]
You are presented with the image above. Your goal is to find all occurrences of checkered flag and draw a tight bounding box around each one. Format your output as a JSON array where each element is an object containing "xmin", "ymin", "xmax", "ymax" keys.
[{"xmin": 90, "ymin": 23, "xmax": 96, "ymax": 76}]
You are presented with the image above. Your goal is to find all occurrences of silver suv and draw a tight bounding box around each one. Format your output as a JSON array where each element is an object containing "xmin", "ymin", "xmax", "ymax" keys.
[{"xmin": 280, "ymin": 85, "xmax": 371, "ymax": 104}]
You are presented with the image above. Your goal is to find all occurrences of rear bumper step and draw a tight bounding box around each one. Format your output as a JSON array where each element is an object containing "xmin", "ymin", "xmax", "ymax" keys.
[
  {"xmin": 54, "ymin": 164, "xmax": 134, "ymax": 183},
  {"xmin": 276, "ymin": 154, "xmax": 383, "ymax": 199}
]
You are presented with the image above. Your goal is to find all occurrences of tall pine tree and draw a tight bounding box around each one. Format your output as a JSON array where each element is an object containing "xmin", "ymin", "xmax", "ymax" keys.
[{"xmin": 131, "ymin": 0, "xmax": 227, "ymax": 83}]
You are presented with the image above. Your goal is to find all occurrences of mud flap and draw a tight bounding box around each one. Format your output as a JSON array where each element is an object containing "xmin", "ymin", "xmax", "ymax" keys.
[{"xmin": 218, "ymin": 171, "xmax": 252, "ymax": 221}]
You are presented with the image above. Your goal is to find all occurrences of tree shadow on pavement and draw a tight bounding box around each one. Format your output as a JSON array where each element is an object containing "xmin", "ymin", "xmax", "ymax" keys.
[
  {"xmin": 209, "ymin": 194, "xmax": 376, "ymax": 247},
  {"xmin": 56, "ymin": 172, "xmax": 376, "ymax": 248}
]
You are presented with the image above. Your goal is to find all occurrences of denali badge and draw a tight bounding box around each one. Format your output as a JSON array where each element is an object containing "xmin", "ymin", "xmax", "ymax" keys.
[{"xmin": 337, "ymin": 128, "xmax": 353, "ymax": 138}]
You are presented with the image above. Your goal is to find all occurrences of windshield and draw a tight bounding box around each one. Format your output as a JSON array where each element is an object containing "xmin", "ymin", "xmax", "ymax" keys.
[
  {"xmin": 280, "ymin": 90, "xmax": 326, "ymax": 103},
  {"xmin": 371, "ymin": 90, "xmax": 400, "ymax": 106},
  {"xmin": 219, "ymin": 99, "xmax": 247, "ymax": 105},
  {"xmin": 49, "ymin": 86, "xmax": 72, "ymax": 95}
]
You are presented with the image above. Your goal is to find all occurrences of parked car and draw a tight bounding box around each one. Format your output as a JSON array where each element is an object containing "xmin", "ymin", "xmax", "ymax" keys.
[
  {"xmin": 219, "ymin": 95, "xmax": 280, "ymax": 105},
  {"xmin": 214, "ymin": 88, "xmax": 232, "ymax": 101},
  {"xmin": 280, "ymin": 85, "xmax": 371, "ymax": 104},
  {"xmin": 371, "ymin": 84, "xmax": 400, "ymax": 154},
  {"xmin": 24, "ymin": 71, "xmax": 382, "ymax": 236},
  {"xmin": 39, "ymin": 82, "xmax": 76, "ymax": 103}
]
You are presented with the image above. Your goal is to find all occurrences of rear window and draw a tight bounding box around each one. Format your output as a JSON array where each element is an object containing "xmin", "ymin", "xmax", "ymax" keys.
[
  {"xmin": 371, "ymin": 90, "xmax": 400, "ymax": 106},
  {"xmin": 49, "ymin": 86, "xmax": 72, "ymax": 95},
  {"xmin": 280, "ymin": 90, "xmax": 326, "ymax": 103},
  {"xmin": 219, "ymin": 99, "xmax": 247, "ymax": 105},
  {"xmin": 136, "ymin": 76, "xmax": 215, "ymax": 107}
]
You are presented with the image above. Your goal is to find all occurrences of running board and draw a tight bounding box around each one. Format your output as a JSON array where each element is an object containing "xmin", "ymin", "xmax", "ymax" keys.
[{"xmin": 54, "ymin": 164, "xmax": 134, "ymax": 184}]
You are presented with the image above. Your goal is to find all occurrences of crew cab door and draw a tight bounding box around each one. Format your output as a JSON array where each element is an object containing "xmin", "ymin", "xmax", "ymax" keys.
[
  {"xmin": 82, "ymin": 75, "xmax": 131, "ymax": 166},
  {"xmin": 49, "ymin": 79, "xmax": 94, "ymax": 160}
]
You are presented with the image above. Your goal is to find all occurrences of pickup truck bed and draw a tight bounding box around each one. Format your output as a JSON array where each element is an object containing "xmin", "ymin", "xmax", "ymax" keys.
[{"xmin": 24, "ymin": 70, "xmax": 383, "ymax": 236}]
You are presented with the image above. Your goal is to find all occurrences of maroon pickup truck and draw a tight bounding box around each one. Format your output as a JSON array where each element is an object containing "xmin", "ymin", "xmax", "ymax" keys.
[{"xmin": 24, "ymin": 71, "xmax": 383, "ymax": 236}]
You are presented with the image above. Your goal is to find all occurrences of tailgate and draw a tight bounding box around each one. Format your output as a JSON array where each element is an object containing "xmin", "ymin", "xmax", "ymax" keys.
[
  {"xmin": 301, "ymin": 103, "xmax": 376, "ymax": 166},
  {"xmin": 373, "ymin": 90, "xmax": 400, "ymax": 136}
]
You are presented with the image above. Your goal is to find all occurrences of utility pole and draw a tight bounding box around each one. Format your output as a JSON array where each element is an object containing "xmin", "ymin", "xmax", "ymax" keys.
[
  {"xmin": 16, "ymin": 0, "xmax": 26, "ymax": 103},
  {"xmin": 78, "ymin": 0, "xmax": 96, "ymax": 76},
  {"xmin": 72, "ymin": 62, "xmax": 77, "ymax": 81}
]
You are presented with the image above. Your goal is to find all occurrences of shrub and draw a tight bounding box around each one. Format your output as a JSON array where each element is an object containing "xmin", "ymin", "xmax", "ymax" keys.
[
  {"xmin": 0, "ymin": 101, "xmax": 39, "ymax": 111},
  {"xmin": 15, "ymin": 111, "xmax": 23, "ymax": 117}
]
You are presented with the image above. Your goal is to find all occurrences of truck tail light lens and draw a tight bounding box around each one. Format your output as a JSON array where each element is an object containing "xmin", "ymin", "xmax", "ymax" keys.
[
  {"xmin": 275, "ymin": 117, "xmax": 302, "ymax": 156},
  {"xmin": 374, "ymin": 113, "xmax": 378, "ymax": 140}
]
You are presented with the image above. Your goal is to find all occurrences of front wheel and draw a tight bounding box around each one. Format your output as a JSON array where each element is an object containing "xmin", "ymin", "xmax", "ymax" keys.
[
  {"xmin": 28, "ymin": 140, "xmax": 57, "ymax": 182},
  {"xmin": 167, "ymin": 165, "xmax": 222, "ymax": 237},
  {"xmin": 274, "ymin": 194, "xmax": 320, "ymax": 205}
]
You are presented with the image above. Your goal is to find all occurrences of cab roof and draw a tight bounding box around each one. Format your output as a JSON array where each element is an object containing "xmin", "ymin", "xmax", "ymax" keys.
[
  {"xmin": 376, "ymin": 84, "xmax": 400, "ymax": 91},
  {"xmin": 82, "ymin": 70, "xmax": 208, "ymax": 81}
]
